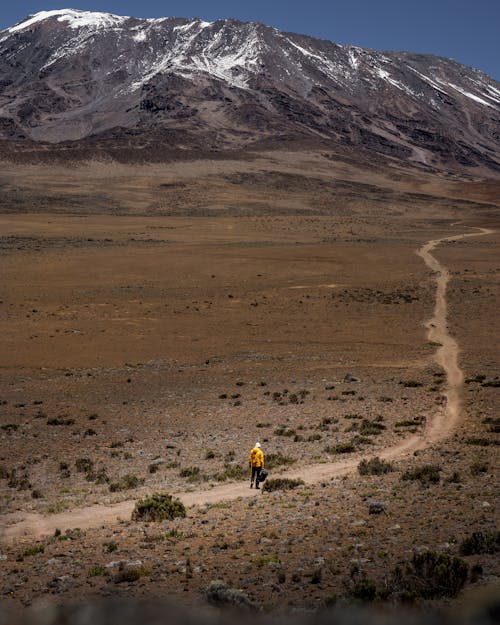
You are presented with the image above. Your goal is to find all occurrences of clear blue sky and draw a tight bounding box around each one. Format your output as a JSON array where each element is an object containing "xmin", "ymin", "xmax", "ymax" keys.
[{"xmin": 2, "ymin": 0, "xmax": 499, "ymax": 81}]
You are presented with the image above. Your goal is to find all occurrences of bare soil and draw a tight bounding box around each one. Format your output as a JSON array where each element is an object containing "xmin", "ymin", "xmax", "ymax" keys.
[{"xmin": 0, "ymin": 151, "xmax": 498, "ymax": 612}]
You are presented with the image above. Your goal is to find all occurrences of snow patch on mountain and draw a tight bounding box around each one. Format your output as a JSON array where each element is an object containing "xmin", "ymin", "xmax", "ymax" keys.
[
  {"xmin": 6, "ymin": 9, "xmax": 128, "ymax": 34},
  {"xmin": 126, "ymin": 21, "xmax": 265, "ymax": 92},
  {"xmin": 443, "ymin": 81, "xmax": 497, "ymax": 108},
  {"xmin": 375, "ymin": 67, "xmax": 415, "ymax": 95}
]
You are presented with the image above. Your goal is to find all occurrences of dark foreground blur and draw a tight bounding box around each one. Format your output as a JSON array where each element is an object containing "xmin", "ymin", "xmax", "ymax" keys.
[{"xmin": 1, "ymin": 589, "xmax": 499, "ymax": 625}]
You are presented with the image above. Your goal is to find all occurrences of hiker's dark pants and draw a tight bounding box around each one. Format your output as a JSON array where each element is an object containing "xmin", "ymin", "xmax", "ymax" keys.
[{"xmin": 251, "ymin": 466, "xmax": 262, "ymax": 487}]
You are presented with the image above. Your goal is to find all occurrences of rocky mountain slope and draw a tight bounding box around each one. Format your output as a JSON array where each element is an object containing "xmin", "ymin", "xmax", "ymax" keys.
[{"xmin": 1, "ymin": 9, "xmax": 500, "ymax": 171}]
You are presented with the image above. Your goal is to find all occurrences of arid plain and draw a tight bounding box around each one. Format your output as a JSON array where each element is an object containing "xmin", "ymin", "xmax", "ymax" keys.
[{"xmin": 0, "ymin": 151, "xmax": 499, "ymax": 613}]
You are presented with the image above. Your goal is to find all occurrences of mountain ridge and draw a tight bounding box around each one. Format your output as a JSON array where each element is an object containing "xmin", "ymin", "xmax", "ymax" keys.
[{"xmin": 1, "ymin": 9, "xmax": 499, "ymax": 173}]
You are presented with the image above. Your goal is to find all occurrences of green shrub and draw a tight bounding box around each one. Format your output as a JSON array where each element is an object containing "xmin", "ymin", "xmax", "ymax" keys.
[
  {"xmin": 215, "ymin": 463, "xmax": 246, "ymax": 481},
  {"xmin": 252, "ymin": 555, "xmax": 280, "ymax": 566},
  {"xmin": 274, "ymin": 426, "xmax": 296, "ymax": 437},
  {"xmin": 390, "ymin": 551, "xmax": 468, "ymax": 599},
  {"xmin": 358, "ymin": 457, "xmax": 394, "ymax": 475},
  {"xmin": 402, "ymin": 464, "xmax": 441, "ymax": 485},
  {"xmin": 326, "ymin": 442, "xmax": 356, "ymax": 454},
  {"xmin": 109, "ymin": 474, "xmax": 144, "ymax": 492},
  {"xmin": 88, "ymin": 566, "xmax": 105, "ymax": 577},
  {"xmin": 103, "ymin": 540, "xmax": 118, "ymax": 553},
  {"xmin": 265, "ymin": 453, "xmax": 295, "ymax": 469},
  {"xmin": 459, "ymin": 531, "xmax": 500, "ymax": 556},
  {"xmin": 114, "ymin": 565, "xmax": 149, "ymax": 583},
  {"xmin": 359, "ymin": 419, "xmax": 386, "ymax": 435},
  {"xmin": 263, "ymin": 478, "xmax": 304, "ymax": 492},
  {"xmin": 132, "ymin": 493, "xmax": 186, "ymax": 522},
  {"xmin": 307, "ymin": 433, "xmax": 322, "ymax": 441},
  {"xmin": 21, "ymin": 545, "xmax": 44, "ymax": 557},
  {"xmin": 352, "ymin": 435, "xmax": 373, "ymax": 446},
  {"xmin": 86, "ymin": 468, "xmax": 109, "ymax": 484}
]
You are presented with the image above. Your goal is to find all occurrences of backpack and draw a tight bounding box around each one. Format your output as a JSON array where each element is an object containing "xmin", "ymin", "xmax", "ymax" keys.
[{"xmin": 259, "ymin": 469, "xmax": 268, "ymax": 482}]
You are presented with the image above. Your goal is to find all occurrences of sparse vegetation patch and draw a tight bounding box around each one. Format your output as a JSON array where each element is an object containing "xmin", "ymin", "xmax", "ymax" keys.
[{"xmin": 132, "ymin": 493, "xmax": 186, "ymax": 522}]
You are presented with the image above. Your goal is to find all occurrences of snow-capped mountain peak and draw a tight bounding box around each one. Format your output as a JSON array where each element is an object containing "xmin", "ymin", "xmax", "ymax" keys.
[
  {"xmin": 0, "ymin": 9, "xmax": 499, "ymax": 172},
  {"xmin": 7, "ymin": 8, "xmax": 129, "ymax": 34}
]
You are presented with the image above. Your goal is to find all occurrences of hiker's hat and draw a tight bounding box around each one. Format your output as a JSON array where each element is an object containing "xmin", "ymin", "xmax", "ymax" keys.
[{"xmin": 255, "ymin": 442, "xmax": 261, "ymax": 448}]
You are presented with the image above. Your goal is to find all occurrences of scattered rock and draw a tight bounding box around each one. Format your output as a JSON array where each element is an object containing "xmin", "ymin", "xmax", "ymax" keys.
[
  {"xmin": 344, "ymin": 373, "xmax": 361, "ymax": 383},
  {"xmin": 369, "ymin": 502, "xmax": 387, "ymax": 515}
]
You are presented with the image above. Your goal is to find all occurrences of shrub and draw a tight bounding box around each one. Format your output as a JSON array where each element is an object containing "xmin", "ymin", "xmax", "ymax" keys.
[
  {"xmin": 326, "ymin": 442, "xmax": 356, "ymax": 454},
  {"xmin": 263, "ymin": 478, "xmax": 304, "ymax": 492},
  {"xmin": 75, "ymin": 458, "xmax": 93, "ymax": 473},
  {"xmin": 400, "ymin": 380, "xmax": 423, "ymax": 387},
  {"xmin": 265, "ymin": 453, "xmax": 295, "ymax": 469},
  {"xmin": 390, "ymin": 551, "xmax": 468, "ymax": 599},
  {"xmin": 307, "ymin": 433, "xmax": 322, "ymax": 442},
  {"xmin": 103, "ymin": 540, "xmax": 118, "ymax": 553},
  {"xmin": 402, "ymin": 464, "xmax": 441, "ymax": 485},
  {"xmin": 459, "ymin": 531, "xmax": 500, "ymax": 556},
  {"xmin": 109, "ymin": 474, "xmax": 144, "ymax": 492},
  {"xmin": 205, "ymin": 450, "xmax": 216, "ymax": 459},
  {"xmin": 47, "ymin": 417, "xmax": 74, "ymax": 426},
  {"xmin": 465, "ymin": 437, "xmax": 500, "ymax": 446},
  {"xmin": 88, "ymin": 566, "xmax": 105, "ymax": 577},
  {"xmin": 215, "ymin": 463, "xmax": 246, "ymax": 481},
  {"xmin": 21, "ymin": 545, "xmax": 44, "ymax": 557},
  {"xmin": 7, "ymin": 469, "xmax": 31, "ymax": 490},
  {"xmin": 132, "ymin": 493, "xmax": 186, "ymax": 522},
  {"xmin": 358, "ymin": 457, "xmax": 394, "ymax": 475},
  {"xmin": 203, "ymin": 580, "xmax": 258, "ymax": 611},
  {"xmin": 114, "ymin": 564, "xmax": 149, "ymax": 583},
  {"xmin": 274, "ymin": 426, "xmax": 296, "ymax": 437},
  {"xmin": 252, "ymin": 555, "xmax": 280, "ymax": 567},
  {"xmin": 59, "ymin": 462, "xmax": 71, "ymax": 478},
  {"xmin": 179, "ymin": 466, "xmax": 199, "ymax": 478},
  {"xmin": 1, "ymin": 424, "xmax": 18, "ymax": 433},
  {"xmin": 359, "ymin": 419, "xmax": 386, "ymax": 435},
  {"xmin": 395, "ymin": 419, "xmax": 422, "ymax": 427},
  {"xmin": 352, "ymin": 435, "xmax": 373, "ymax": 446},
  {"xmin": 179, "ymin": 466, "xmax": 208, "ymax": 482},
  {"xmin": 470, "ymin": 461, "xmax": 489, "ymax": 475},
  {"xmin": 87, "ymin": 468, "xmax": 109, "ymax": 484},
  {"xmin": 351, "ymin": 577, "xmax": 378, "ymax": 601}
]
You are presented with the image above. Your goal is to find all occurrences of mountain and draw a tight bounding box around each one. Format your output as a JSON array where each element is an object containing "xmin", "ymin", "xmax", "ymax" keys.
[{"xmin": 1, "ymin": 8, "xmax": 500, "ymax": 171}]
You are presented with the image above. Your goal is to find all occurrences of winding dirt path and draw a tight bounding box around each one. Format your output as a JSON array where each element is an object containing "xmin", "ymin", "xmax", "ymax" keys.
[{"xmin": 1, "ymin": 227, "xmax": 493, "ymax": 543}]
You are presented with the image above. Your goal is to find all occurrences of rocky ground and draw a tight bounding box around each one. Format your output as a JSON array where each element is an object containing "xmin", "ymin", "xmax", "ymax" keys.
[{"xmin": 0, "ymin": 151, "xmax": 498, "ymax": 615}]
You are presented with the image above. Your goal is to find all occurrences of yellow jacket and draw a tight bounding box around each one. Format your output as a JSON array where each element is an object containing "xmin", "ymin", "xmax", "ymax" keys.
[{"xmin": 249, "ymin": 446, "xmax": 264, "ymax": 468}]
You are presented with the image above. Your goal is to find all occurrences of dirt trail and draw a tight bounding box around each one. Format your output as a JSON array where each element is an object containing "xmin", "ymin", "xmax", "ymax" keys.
[{"xmin": 0, "ymin": 227, "xmax": 493, "ymax": 543}]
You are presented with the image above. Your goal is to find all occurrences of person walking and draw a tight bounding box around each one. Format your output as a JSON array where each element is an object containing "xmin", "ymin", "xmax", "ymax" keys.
[{"xmin": 249, "ymin": 442, "xmax": 265, "ymax": 489}]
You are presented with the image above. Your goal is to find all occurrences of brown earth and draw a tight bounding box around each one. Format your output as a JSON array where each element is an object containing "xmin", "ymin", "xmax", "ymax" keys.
[{"xmin": 0, "ymin": 151, "xmax": 498, "ymax": 613}]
